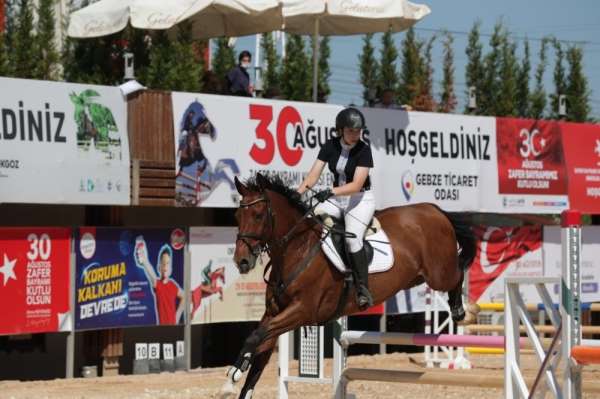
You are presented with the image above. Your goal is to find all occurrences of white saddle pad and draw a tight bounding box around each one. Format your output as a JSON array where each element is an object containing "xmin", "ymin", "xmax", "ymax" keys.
[{"xmin": 321, "ymin": 227, "xmax": 394, "ymax": 274}]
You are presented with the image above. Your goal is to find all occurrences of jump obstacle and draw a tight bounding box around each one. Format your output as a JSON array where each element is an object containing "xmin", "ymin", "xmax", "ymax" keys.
[{"xmin": 277, "ymin": 210, "xmax": 600, "ymax": 399}]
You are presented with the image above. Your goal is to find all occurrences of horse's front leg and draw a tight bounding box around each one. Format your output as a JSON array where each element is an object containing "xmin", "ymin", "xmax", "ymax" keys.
[{"xmin": 222, "ymin": 301, "xmax": 306, "ymax": 397}]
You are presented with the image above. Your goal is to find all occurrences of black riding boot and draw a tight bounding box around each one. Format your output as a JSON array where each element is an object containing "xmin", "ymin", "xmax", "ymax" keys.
[{"xmin": 349, "ymin": 247, "xmax": 373, "ymax": 310}]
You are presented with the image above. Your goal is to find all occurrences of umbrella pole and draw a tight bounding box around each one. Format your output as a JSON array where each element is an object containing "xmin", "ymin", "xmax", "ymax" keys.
[{"xmin": 312, "ymin": 18, "xmax": 320, "ymax": 102}]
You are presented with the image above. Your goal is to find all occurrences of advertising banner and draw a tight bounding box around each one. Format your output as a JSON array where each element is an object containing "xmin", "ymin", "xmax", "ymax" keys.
[
  {"xmin": 0, "ymin": 228, "xmax": 71, "ymax": 335},
  {"xmin": 543, "ymin": 226, "xmax": 600, "ymax": 302},
  {"xmin": 468, "ymin": 226, "xmax": 543, "ymax": 304},
  {"xmin": 484, "ymin": 118, "xmax": 569, "ymax": 213},
  {"xmin": 75, "ymin": 227, "xmax": 185, "ymax": 330},
  {"xmin": 386, "ymin": 284, "xmax": 429, "ymax": 314},
  {"xmin": 189, "ymin": 227, "xmax": 266, "ymax": 324},
  {"xmin": 560, "ymin": 122, "xmax": 600, "ymax": 213},
  {"xmin": 0, "ymin": 78, "xmax": 130, "ymax": 205},
  {"xmin": 361, "ymin": 108, "xmax": 496, "ymax": 210},
  {"xmin": 172, "ymin": 93, "xmax": 343, "ymax": 207}
]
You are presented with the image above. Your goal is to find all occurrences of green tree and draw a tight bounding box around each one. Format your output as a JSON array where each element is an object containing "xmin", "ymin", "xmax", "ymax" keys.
[
  {"xmin": 0, "ymin": 28, "xmax": 7, "ymax": 76},
  {"xmin": 550, "ymin": 39, "xmax": 567, "ymax": 119},
  {"xmin": 398, "ymin": 27, "xmax": 421, "ymax": 105},
  {"xmin": 280, "ymin": 34, "xmax": 311, "ymax": 101},
  {"xmin": 413, "ymin": 35, "xmax": 436, "ymax": 111},
  {"xmin": 11, "ymin": 0, "xmax": 36, "ymax": 78},
  {"xmin": 168, "ymin": 22, "xmax": 203, "ymax": 92},
  {"xmin": 212, "ymin": 37, "xmax": 236, "ymax": 91},
  {"xmin": 261, "ymin": 32, "xmax": 280, "ymax": 97},
  {"xmin": 358, "ymin": 33, "xmax": 379, "ymax": 106},
  {"xmin": 529, "ymin": 38, "xmax": 549, "ymax": 119},
  {"xmin": 496, "ymin": 37, "xmax": 518, "ymax": 116},
  {"xmin": 464, "ymin": 21, "xmax": 484, "ymax": 113},
  {"xmin": 34, "ymin": 0, "xmax": 60, "ymax": 80},
  {"xmin": 516, "ymin": 39, "xmax": 531, "ymax": 118},
  {"xmin": 145, "ymin": 31, "xmax": 176, "ymax": 90},
  {"xmin": 439, "ymin": 32, "xmax": 457, "ymax": 113},
  {"xmin": 63, "ymin": 33, "xmax": 124, "ymax": 85},
  {"xmin": 315, "ymin": 35, "xmax": 331, "ymax": 102},
  {"xmin": 379, "ymin": 29, "xmax": 399, "ymax": 96},
  {"xmin": 565, "ymin": 45, "xmax": 591, "ymax": 122},
  {"xmin": 480, "ymin": 21, "xmax": 506, "ymax": 115}
]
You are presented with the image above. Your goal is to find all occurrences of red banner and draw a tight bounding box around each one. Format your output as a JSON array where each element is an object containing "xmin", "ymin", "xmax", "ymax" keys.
[
  {"xmin": 0, "ymin": 228, "xmax": 71, "ymax": 335},
  {"xmin": 468, "ymin": 225, "xmax": 542, "ymax": 302},
  {"xmin": 496, "ymin": 118, "xmax": 568, "ymax": 195},
  {"xmin": 561, "ymin": 122, "xmax": 600, "ymax": 213}
]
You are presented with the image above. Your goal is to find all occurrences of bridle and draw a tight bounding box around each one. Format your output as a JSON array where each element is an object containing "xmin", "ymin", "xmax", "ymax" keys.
[{"xmin": 235, "ymin": 195, "xmax": 275, "ymax": 260}]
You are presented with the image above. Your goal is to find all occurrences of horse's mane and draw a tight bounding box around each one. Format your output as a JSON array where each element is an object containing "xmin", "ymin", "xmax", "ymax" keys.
[{"xmin": 244, "ymin": 174, "xmax": 309, "ymax": 214}]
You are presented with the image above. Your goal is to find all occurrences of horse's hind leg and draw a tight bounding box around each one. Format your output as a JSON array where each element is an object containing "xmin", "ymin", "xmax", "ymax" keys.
[
  {"xmin": 447, "ymin": 271, "xmax": 478, "ymax": 325},
  {"xmin": 447, "ymin": 271, "xmax": 466, "ymax": 322}
]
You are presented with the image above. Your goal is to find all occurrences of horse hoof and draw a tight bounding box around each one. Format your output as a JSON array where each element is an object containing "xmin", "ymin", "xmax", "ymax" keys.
[
  {"xmin": 220, "ymin": 380, "xmax": 236, "ymax": 398},
  {"xmin": 457, "ymin": 310, "xmax": 478, "ymax": 326},
  {"xmin": 466, "ymin": 303, "xmax": 481, "ymax": 315},
  {"xmin": 226, "ymin": 366, "xmax": 243, "ymax": 383}
]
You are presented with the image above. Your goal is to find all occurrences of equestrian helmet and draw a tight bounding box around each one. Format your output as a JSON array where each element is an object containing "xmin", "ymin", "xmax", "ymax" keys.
[{"xmin": 335, "ymin": 107, "xmax": 366, "ymax": 131}]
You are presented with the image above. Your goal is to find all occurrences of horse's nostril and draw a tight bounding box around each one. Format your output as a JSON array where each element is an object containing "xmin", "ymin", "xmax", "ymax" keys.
[{"xmin": 239, "ymin": 259, "xmax": 250, "ymax": 273}]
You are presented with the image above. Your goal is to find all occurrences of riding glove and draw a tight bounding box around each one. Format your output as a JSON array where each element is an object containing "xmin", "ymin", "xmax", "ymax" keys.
[{"xmin": 314, "ymin": 189, "xmax": 334, "ymax": 203}]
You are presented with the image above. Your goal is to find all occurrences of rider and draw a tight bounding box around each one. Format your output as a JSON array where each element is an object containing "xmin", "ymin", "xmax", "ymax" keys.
[{"xmin": 297, "ymin": 107, "xmax": 375, "ymax": 310}]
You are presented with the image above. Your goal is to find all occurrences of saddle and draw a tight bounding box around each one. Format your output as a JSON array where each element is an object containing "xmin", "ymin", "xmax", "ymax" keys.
[{"xmin": 314, "ymin": 209, "xmax": 394, "ymax": 274}]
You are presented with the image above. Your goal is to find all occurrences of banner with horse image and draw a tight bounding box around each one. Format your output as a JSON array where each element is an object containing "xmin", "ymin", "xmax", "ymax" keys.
[
  {"xmin": 0, "ymin": 77, "xmax": 130, "ymax": 205},
  {"xmin": 361, "ymin": 108, "xmax": 496, "ymax": 211},
  {"xmin": 75, "ymin": 227, "xmax": 185, "ymax": 330},
  {"xmin": 0, "ymin": 228, "xmax": 71, "ymax": 335},
  {"xmin": 171, "ymin": 92, "xmax": 343, "ymax": 208},
  {"xmin": 189, "ymin": 227, "xmax": 266, "ymax": 324}
]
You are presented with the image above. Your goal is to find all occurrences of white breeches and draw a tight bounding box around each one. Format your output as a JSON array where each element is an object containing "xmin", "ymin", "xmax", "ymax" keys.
[{"xmin": 315, "ymin": 191, "xmax": 376, "ymax": 253}]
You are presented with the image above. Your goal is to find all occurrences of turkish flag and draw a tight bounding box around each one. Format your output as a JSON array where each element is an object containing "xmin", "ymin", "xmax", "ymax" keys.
[
  {"xmin": 0, "ymin": 228, "xmax": 71, "ymax": 335},
  {"xmin": 496, "ymin": 118, "xmax": 568, "ymax": 195},
  {"xmin": 468, "ymin": 225, "xmax": 542, "ymax": 302}
]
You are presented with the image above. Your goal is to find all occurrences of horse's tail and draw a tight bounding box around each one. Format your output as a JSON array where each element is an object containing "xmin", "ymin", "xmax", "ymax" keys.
[{"xmin": 439, "ymin": 209, "xmax": 477, "ymax": 271}]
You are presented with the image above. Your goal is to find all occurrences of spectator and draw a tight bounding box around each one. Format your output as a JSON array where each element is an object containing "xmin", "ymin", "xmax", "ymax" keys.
[
  {"xmin": 374, "ymin": 88, "xmax": 413, "ymax": 110},
  {"xmin": 226, "ymin": 50, "xmax": 254, "ymax": 97}
]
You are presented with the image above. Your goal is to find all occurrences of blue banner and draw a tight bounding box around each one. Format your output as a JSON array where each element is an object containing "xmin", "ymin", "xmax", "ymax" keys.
[{"xmin": 75, "ymin": 227, "xmax": 186, "ymax": 330}]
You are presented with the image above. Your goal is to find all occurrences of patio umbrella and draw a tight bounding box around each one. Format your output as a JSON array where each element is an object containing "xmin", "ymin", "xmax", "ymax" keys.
[
  {"xmin": 281, "ymin": 0, "xmax": 431, "ymax": 101},
  {"xmin": 67, "ymin": 0, "xmax": 283, "ymax": 39}
]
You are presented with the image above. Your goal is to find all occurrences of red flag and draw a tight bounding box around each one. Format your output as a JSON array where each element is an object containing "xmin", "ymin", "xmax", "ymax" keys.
[{"xmin": 468, "ymin": 225, "xmax": 542, "ymax": 302}]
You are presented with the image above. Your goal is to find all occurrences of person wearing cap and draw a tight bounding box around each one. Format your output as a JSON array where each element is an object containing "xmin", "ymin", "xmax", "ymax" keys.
[{"xmin": 296, "ymin": 107, "xmax": 375, "ymax": 310}]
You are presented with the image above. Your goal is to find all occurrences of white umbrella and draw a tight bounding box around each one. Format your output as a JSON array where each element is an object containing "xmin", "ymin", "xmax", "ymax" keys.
[
  {"xmin": 68, "ymin": 0, "xmax": 283, "ymax": 39},
  {"xmin": 281, "ymin": 0, "xmax": 431, "ymax": 101}
]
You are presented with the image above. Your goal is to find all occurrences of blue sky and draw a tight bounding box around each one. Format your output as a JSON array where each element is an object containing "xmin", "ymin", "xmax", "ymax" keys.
[{"xmin": 234, "ymin": 0, "xmax": 600, "ymax": 118}]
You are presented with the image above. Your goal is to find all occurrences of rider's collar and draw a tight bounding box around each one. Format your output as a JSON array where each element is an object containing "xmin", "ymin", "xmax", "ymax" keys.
[{"xmin": 339, "ymin": 137, "xmax": 357, "ymax": 150}]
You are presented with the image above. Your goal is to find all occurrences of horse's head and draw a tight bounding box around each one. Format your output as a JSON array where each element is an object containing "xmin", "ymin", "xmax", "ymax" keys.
[{"xmin": 233, "ymin": 174, "xmax": 273, "ymax": 274}]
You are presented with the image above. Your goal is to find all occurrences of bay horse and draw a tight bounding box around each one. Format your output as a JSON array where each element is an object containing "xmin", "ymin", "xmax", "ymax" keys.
[{"xmin": 224, "ymin": 173, "xmax": 476, "ymax": 399}]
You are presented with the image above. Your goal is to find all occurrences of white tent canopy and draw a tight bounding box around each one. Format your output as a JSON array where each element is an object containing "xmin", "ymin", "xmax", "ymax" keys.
[
  {"xmin": 282, "ymin": 0, "xmax": 431, "ymax": 36},
  {"xmin": 67, "ymin": 0, "xmax": 283, "ymax": 39},
  {"xmin": 281, "ymin": 0, "xmax": 431, "ymax": 101}
]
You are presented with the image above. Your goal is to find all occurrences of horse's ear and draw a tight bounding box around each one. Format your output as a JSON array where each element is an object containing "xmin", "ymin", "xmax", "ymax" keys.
[
  {"xmin": 256, "ymin": 173, "xmax": 269, "ymax": 191},
  {"xmin": 234, "ymin": 176, "xmax": 248, "ymax": 195}
]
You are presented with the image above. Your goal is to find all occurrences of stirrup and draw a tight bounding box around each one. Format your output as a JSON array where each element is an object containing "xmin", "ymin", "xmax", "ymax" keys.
[{"xmin": 356, "ymin": 286, "xmax": 373, "ymax": 310}]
